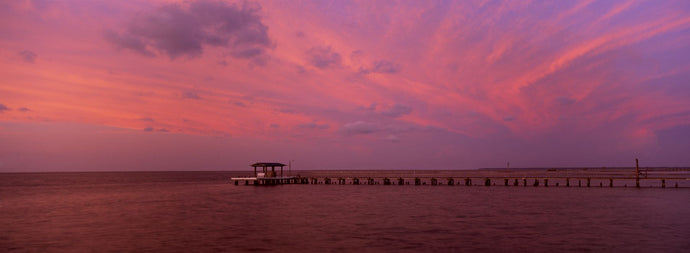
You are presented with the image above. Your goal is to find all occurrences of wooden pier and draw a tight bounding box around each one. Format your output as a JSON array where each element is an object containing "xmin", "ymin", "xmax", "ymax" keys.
[
  {"xmin": 232, "ymin": 175, "xmax": 689, "ymax": 188},
  {"xmin": 233, "ymin": 174, "xmax": 690, "ymax": 188},
  {"xmin": 231, "ymin": 162, "xmax": 690, "ymax": 188}
]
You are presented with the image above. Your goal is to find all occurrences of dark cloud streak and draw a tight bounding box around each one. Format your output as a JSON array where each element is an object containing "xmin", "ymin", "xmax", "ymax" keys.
[
  {"xmin": 106, "ymin": 1, "xmax": 272, "ymax": 60},
  {"xmin": 19, "ymin": 50, "xmax": 37, "ymax": 63},
  {"xmin": 306, "ymin": 46, "xmax": 341, "ymax": 69}
]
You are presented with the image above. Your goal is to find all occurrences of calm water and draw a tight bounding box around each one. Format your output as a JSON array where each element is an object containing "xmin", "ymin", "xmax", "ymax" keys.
[{"xmin": 1, "ymin": 171, "xmax": 689, "ymax": 252}]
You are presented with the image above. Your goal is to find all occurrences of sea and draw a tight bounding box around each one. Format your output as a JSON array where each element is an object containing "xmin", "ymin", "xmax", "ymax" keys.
[{"xmin": 1, "ymin": 171, "xmax": 689, "ymax": 252}]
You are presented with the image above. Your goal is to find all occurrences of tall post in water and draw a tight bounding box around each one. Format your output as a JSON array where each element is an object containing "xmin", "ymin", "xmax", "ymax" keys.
[{"xmin": 635, "ymin": 158, "xmax": 640, "ymax": 188}]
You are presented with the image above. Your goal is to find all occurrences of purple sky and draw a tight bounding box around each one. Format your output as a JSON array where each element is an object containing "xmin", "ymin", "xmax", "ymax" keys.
[{"xmin": 1, "ymin": 0, "xmax": 689, "ymax": 171}]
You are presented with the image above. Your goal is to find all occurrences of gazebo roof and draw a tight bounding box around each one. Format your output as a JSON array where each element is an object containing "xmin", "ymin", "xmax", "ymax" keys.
[{"xmin": 251, "ymin": 162, "xmax": 286, "ymax": 167}]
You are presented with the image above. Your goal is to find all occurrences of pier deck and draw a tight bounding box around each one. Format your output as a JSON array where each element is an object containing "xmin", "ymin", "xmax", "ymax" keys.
[{"xmin": 231, "ymin": 167, "xmax": 690, "ymax": 188}]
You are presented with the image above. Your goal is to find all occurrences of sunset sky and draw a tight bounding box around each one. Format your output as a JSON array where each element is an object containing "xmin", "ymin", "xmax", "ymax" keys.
[{"xmin": 1, "ymin": 0, "xmax": 689, "ymax": 171}]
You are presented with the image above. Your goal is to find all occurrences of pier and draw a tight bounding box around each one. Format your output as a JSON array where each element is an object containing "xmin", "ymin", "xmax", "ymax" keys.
[{"xmin": 231, "ymin": 166, "xmax": 690, "ymax": 188}]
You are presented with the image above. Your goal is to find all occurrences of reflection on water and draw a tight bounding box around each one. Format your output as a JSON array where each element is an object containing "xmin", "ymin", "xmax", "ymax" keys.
[{"xmin": 1, "ymin": 171, "xmax": 689, "ymax": 252}]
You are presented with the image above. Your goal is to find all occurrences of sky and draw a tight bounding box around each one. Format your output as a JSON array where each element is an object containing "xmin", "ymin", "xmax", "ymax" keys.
[{"xmin": 1, "ymin": 0, "xmax": 689, "ymax": 172}]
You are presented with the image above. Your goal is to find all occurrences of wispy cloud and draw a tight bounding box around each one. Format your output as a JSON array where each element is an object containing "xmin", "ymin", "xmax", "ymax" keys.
[{"xmin": 19, "ymin": 50, "xmax": 37, "ymax": 63}]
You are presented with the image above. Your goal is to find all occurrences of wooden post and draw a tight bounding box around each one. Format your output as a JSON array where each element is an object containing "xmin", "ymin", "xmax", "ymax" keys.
[
  {"xmin": 398, "ymin": 178, "xmax": 405, "ymax": 185},
  {"xmin": 234, "ymin": 180, "xmax": 238, "ymax": 185},
  {"xmin": 523, "ymin": 178, "xmax": 527, "ymax": 187},
  {"xmin": 415, "ymin": 178, "xmax": 421, "ymax": 185},
  {"xmin": 609, "ymin": 178, "xmax": 613, "ymax": 187},
  {"xmin": 578, "ymin": 179, "xmax": 581, "ymax": 187},
  {"xmin": 448, "ymin": 178, "xmax": 455, "ymax": 186},
  {"xmin": 544, "ymin": 179, "xmax": 548, "ymax": 187},
  {"xmin": 635, "ymin": 158, "xmax": 640, "ymax": 188},
  {"xmin": 566, "ymin": 178, "xmax": 570, "ymax": 187},
  {"xmin": 353, "ymin": 177, "xmax": 359, "ymax": 185},
  {"xmin": 383, "ymin": 178, "xmax": 391, "ymax": 185},
  {"xmin": 504, "ymin": 179, "xmax": 509, "ymax": 186},
  {"xmin": 484, "ymin": 178, "xmax": 491, "ymax": 186},
  {"xmin": 533, "ymin": 179, "xmax": 539, "ymax": 187},
  {"xmin": 587, "ymin": 178, "xmax": 591, "ymax": 187},
  {"xmin": 514, "ymin": 179, "xmax": 519, "ymax": 186},
  {"xmin": 465, "ymin": 178, "xmax": 471, "ymax": 186},
  {"xmin": 662, "ymin": 179, "xmax": 666, "ymax": 188},
  {"xmin": 431, "ymin": 178, "xmax": 438, "ymax": 186}
]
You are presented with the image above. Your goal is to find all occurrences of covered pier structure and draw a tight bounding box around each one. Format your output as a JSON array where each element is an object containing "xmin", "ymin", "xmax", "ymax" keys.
[{"xmin": 231, "ymin": 162, "xmax": 298, "ymax": 185}]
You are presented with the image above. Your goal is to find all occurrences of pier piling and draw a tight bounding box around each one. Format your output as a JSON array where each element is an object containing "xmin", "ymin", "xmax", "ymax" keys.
[
  {"xmin": 504, "ymin": 179, "xmax": 509, "ymax": 186},
  {"xmin": 485, "ymin": 178, "xmax": 491, "ymax": 186},
  {"xmin": 587, "ymin": 178, "xmax": 591, "ymax": 187},
  {"xmin": 544, "ymin": 179, "xmax": 548, "ymax": 187}
]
